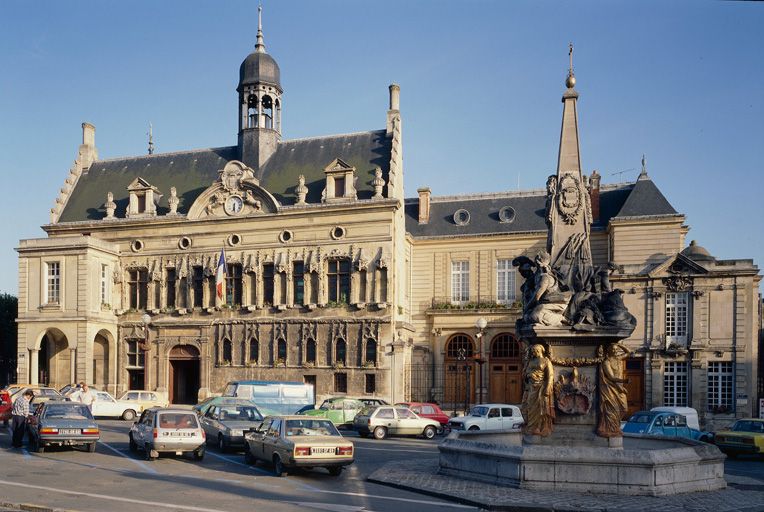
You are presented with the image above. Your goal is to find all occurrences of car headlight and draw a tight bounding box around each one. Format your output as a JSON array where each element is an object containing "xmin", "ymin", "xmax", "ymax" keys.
[{"xmin": 231, "ymin": 430, "xmax": 243, "ymax": 437}]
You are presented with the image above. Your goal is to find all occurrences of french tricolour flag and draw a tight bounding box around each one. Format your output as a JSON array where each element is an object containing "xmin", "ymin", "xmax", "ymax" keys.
[{"xmin": 216, "ymin": 249, "xmax": 227, "ymax": 301}]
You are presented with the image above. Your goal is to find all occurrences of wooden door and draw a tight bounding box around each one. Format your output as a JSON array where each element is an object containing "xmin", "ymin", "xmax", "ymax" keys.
[
  {"xmin": 489, "ymin": 363, "xmax": 522, "ymax": 404},
  {"xmin": 624, "ymin": 358, "xmax": 645, "ymax": 418},
  {"xmin": 443, "ymin": 363, "xmax": 475, "ymax": 406}
]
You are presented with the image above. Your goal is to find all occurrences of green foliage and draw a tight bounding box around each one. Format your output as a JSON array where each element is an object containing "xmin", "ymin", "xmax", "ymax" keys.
[{"xmin": 0, "ymin": 293, "xmax": 18, "ymax": 386}]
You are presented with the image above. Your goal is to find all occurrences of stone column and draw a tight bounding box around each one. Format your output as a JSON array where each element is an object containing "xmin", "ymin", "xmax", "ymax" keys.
[
  {"xmin": 70, "ymin": 348, "xmax": 77, "ymax": 384},
  {"xmin": 29, "ymin": 349, "xmax": 39, "ymax": 385}
]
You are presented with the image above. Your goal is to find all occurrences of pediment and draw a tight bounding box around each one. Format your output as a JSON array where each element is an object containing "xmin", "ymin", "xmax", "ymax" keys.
[
  {"xmin": 324, "ymin": 158, "xmax": 355, "ymax": 175},
  {"xmin": 127, "ymin": 177, "xmax": 157, "ymax": 191},
  {"xmin": 647, "ymin": 253, "xmax": 709, "ymax": 278}
]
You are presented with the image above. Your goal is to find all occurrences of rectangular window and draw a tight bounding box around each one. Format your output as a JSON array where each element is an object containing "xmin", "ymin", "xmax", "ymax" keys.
[
  {"xmin": 226, "ymin": 264, "xmax": 242, "ymax": 306},
  {"xmin": 192, "ymin": 266, "xmax": 204, "ymax": 308},
  {"xmin": 665, "ymin": 292, "xmax": 689, "ymax": 345},
  {"xmin": 293, "ymin": 262, "xmax": 305, "ymax": 305},
  {"xmin": 707, "ymin": 362, "xmax": 733, "ymax": 413},
  {"xmin": 100, "ymin": 264, "xmax": 109, "ymax": 305},
  {"xmin": 166, "ymin": 268, "xmax": 177, "ymax": 308},
  {"xmin": 663, "ymin": 362, "xmax": 689, "ymax": 407},
  {"xmin": 334, "ymin": 177, "xmax": 345, "ymax": 198},
  {"xmin": 46, "ymin": 261, "xmax": 60, "ymax": 304},
  {"xmin": 365, "ymin": 374, "xmax": 376, "ymax": 394},
  {"xmin": 128, "ymin": 269, "xmax": 148, "ymax": 310},
  {"xmin": 327, "ymin": 259, "xmax": 350, "ymax": 303},
  {"xmin": 126, "ymin": 339, "xmax": 145, "ymax": 368},
  {"xmin": 262, "ymin": 263, "xmax": 275, "ymax": 305},
  {"xmin": 334, "ymin": 373, "xmax": 348, "ymax": 393},
  {"xmin": 496, "ymin": 259, "xmax": 516, "ymax": 304},
  {"xmin": 451, "ymin": 260, "xmax": 469, "ymax": 304}
]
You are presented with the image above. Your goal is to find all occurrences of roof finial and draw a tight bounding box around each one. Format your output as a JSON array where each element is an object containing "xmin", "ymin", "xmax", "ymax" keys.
[
  {"xmin": 566, "ymin": 42, "xmax": 576, "ymax": 89},
  {"xmin": 638, "ymin": 153, "xmax": 649, "ymax": 180},
  {"xmin": 147, "ymin": 122, "xmax": 154, "ymax": 155},
  {"xmin": 255, "ymin": 3, "xmax": 266, "ymax": 53}
]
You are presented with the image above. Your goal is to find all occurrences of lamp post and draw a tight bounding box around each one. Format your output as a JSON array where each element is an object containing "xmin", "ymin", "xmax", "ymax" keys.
[
  {"xmin": 141, "ymin": 313, "xmax": 151, "ymax": 389},
  {"xmin": 457, "ymin": 347, "xmax": 470, "ymax": 415},
  {"xmin": 474, "ymin": 317, "xmax": 487, "ymax": 405}
]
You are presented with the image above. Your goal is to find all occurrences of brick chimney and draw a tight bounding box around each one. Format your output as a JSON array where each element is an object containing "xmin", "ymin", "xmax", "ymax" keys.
[
  {"xmin": 589, "ymin": 170, "xmax": 601, "ymax": 223},
  {"xmin": 417, "ymin": 187, "xmax": 431, "ymax": 224}
]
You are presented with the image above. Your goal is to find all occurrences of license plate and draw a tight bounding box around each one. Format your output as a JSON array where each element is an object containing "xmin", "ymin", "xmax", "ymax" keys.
[
  {"xmin": 311, "ymin": 447, "xmax": 335, "ymax": 455},
  {"xmin": 163, "ymin": 431, "xmax": 194, "ymax": 437},
  {"xmin": 59, "ymin": 429, "xmax": 80, "ymax": 435}
]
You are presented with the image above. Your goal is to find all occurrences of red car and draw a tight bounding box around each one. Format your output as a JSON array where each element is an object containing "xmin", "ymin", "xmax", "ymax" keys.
[
  {"xmin": 396, "ymin": 402, "xmax": 450, "ymax": 426},
  {"xmin": 0, "ymin": 388, "xmax": 12, "ymax": 427}
]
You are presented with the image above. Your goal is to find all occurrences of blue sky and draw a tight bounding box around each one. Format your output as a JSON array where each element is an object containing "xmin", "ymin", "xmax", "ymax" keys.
[{"xmin": 1, "ymin": 0, "xmax": 762, "ymax": 294}]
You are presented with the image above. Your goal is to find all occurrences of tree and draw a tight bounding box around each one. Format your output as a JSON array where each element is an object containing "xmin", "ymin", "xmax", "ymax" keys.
[{"xmin": 0, "ymin": 293, "xmax": 18, "ymax": 386}]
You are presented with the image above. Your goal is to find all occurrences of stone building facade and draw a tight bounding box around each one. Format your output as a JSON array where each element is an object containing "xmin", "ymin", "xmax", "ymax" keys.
[{"xmin": 16, "ymin": 19, "xmax": 760, "ymax": 427}]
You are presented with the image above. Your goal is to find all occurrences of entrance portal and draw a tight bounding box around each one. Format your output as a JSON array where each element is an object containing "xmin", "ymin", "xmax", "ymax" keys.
[
  {"xmin": 624, "ymin": 358, "xmax": 645, "ymax": 418},
  {"xmin": 488, "ymin": 334, "xmax": 523, "ymax": 403},
  {"xmin": 169, "ymin": 345, "xmax": 200, "ymax": 404}
]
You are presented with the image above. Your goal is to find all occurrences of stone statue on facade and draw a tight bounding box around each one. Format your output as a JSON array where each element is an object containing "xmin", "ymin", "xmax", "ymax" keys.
[
  {"xmin": 168, "ymin": 186, "xmax": 179, "ymax": 215},
  {"xmin": 522, "ymin": 344, "xmax": 556, "ymax": 436},
  {"xmin": 596, "ymin": 343, "xmax": 631, "ymax": 437},
  {"xmin": 525, "ymin": 252, "xmax": 568, "ymax": 326}
]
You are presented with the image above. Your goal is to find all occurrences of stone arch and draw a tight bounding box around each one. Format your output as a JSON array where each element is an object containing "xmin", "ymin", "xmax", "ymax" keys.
[
  {"xmin": 276, "ymin": 338, "xmax": 287, "ymax": 363},
  {"xmin": 249, "ymin": 338, "xmax": 259, "ymax": 364},
  {"xmin": 92, "ymin": 329, "xmax": 115, "ymax": 390},
  {"xmin": 443, "ymin": 333, "xmax": 476, "ymax": 406},
  {"xmin": 335, "ymin": 338, "xmax": 347, "ymax": 366},
  {"xmin": 305, "ymin": 338, "xmax": 317, "ymax": 364},
  {"xmin": 36, "ymin": 328, "xmax": 70, "ymax": 389},
  {"xmin": 222, "ymin": 338, "xmax": 233, "ymax": 365},
  {"xmin": 168, "ymin": 344, "xmax": 201, "ymax": 405},
  {"xmin": 364, "ymin": 339, "xmax": 377, "ymax": 365},
  {"xmin": 488, "ymin": 333, "xmax": 523, "ymax": 403}
]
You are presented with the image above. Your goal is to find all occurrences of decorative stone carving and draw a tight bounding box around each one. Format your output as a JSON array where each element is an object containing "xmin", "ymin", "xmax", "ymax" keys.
[
  {"xmin": 105, "ymin": 191, "xmax": 116, "ymax": 219},
  {"xmin": 295, "ymin": 174, "xmax": 308, "ymax": 205},
  {"xmin": 556, "ymin": 172, "xmax": 583, "ymax": 225},
  {"xmin": 525, "ymin": 252, "xmax": 568, "ymax": 327},
  {"xmin": 663, "ymin": 275, "xmax": 691, "ymax": 292},
  {"xmin": 522, "ymin": 344, "xmax": 555, "ymax": 437},
  {"xmin": 372, "ymin": 167, "xmax": 385, "ymax": 199},
  {"xmin": 244, "ymin": 190, "xmax": 261, "ymax": 211},
  {"xmin": 553, "ymin": 367, "xmax": 594, "ymax": 415},
  {"xmin": 168, "ymin": 186, "xmax": 179, "ymax": 214},
  {"xmin": 597, "ymin": 343, "xmax": 630, "ymax": 438}
]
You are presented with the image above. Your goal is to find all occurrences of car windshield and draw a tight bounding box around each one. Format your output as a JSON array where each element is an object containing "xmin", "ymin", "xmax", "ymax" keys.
[
  {"xmin": 285, "ymin": 418, "xmax": 340, "ymax": 437},
  {"xmin": 471, "ymin": 406, "xmax": 489, "ymax": 417},
  {"xmin": 628, "ymin": 414, "xmax": 653, "ymax": 424},
  {"xmin": 318, "ymin": 400, "xmax": 333, "ymax": 410},
  {"xmin": 731, "ymin": 421, "xmax": 764, "ymax": 433},
  {"xmin": 159, "ymin": 413, "xmax": 198, "ymax": 429},
  {"xmin": 44, "ymin": 404, "xmax": 92, "ymax": 420},
  {"xmin": 220, "ymin": 406, "xmax": 262, "ymax": 422}
]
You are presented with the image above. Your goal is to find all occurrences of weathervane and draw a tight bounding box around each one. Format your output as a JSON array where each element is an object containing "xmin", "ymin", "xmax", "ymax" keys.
[
  {"xmin": 566, "ymin": 42, "xmax": 576, "ymax": 88},
  {"xmin": 147, "ymin": 122, "xmax": 154, "ymax": 155}
]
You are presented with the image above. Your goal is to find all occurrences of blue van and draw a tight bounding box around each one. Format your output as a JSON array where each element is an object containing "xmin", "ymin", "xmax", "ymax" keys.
[
  {"xmin": 622, "ymin": 410, "xmax": 713, "ymax": 442},
  {"xmin": 222, "ymin": 381, "xmax": 314, "ymax": 415}
]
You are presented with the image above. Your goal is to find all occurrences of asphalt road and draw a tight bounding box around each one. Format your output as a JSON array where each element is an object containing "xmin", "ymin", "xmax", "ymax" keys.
[{"xmin": 0, "ymin": 420, "xmax": 477, "ymax": 512}]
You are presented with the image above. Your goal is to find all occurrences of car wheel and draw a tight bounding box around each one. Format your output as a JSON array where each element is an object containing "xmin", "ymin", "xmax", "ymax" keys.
[
  {"xmin": 193, "ymin": 448, "xmax": 205, "ymax": 461},
  {"xmin": 31, "ymin": 436, "xmax": 42, "ymax": 453},
  {"xmin": 128, "ymin": 434, "xmax": 137, "ymax": 452},
  {"xmin": 358, "ymin": 432, "xmax": 368, "ymax": 439},
  {"xmin": 122, "ymin": 409, "xmax": 136, "ymax": 421},
  {"xmin": 273, "ymin": 455, "xmax": 286, "ymax": 477},
  {"xmin": 422, "ymin": 426, "xmax": 437, "ymax": 440},
  {"xmin": 87, "ymin": 442, "xmax": 97, "ymax": 453},
  {"xmin": 218, "ymin": 435, "xmax": 228, "ymax": 452},
  {"xmin": 244, "ymin": 449, "xmax": 255, "ymax": 465},
  {"xmin": 327, "ymin": 466, "xmax": 342, "ymax": 476},
  {"xmin": 144, "ymin": 443, "xmax": 156, "ymax": 461},
  {"xmin": 373, "ymin": 426, "xmax": 387, "ymax": 440},
  {"xmin": 468, "ymin": 425, "xmax": 480, "ymax": 431}
]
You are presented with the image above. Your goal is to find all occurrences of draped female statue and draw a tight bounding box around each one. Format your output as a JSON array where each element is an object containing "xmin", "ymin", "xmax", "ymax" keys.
[
  {"xmin": 596, "ymin": 343, "xmax": 630, "ymax": 437},
  {"xmin": 522, "ymin": 344, "xmax": 555, "ymax": 436}
]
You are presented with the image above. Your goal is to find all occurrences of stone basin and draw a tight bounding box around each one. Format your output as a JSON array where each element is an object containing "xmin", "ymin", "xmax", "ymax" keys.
[{"xmin": 438, "ymin": 430, "xmax": 726, "ymax": 496}]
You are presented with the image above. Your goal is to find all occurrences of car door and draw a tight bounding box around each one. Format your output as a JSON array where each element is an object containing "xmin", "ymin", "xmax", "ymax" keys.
[
  {"xmin": 95, "ymin": 392, "xmax": 118, "ymax": 417},
  {"xmin": 263, "ymin": 419, "xmax": 282, "ymax": 461},
  {"xmin": 251, "ymin": 418, "xmax": 271, "ymax": 460},
  {"xmin": 486, "ymin": 407, "xmax": 503, "ymax": 430},
  {"xmin": 375, "ymin": 407, "xmax": 396, "ymax": 434},
  {"xmin": 394, "ymin": 407, "xmax": 420, "ymax": 435},
  {"xmin": 650, "ymin": 415, "xmax": 664, "ymax": 435},
  {"xmin": 342, "ymin": 400, "xmax": 359, "ymax": 424},
  {"xmin": 662, "ymin": 415, "xmax": 678, "ymax": 437},
  {"xmin": 201, "ymin": 406, "xmax": 219, "ymax": 440}
]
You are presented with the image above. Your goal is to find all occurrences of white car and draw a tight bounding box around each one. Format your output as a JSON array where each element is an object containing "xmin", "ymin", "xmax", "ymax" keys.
[
  {"xmin": 447, "ymin": 404, "xmax": 524, "ymax": 432},
  {"xmin": 129, "ymin": 408, "xmax": 205, "ymax": 461},
  {"xmin": 90, "ymin": 391, "xmax": 141, "ymax": 421}
]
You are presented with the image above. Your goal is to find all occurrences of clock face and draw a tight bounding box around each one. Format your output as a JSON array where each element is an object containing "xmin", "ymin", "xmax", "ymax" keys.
[{"xmin": 224, "ymin": 195, "xmax": 243, "ymax": 215}]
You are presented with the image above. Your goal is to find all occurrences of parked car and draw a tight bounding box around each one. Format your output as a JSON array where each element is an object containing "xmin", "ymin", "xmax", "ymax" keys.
[
  {"xmin": 396, "ymin": 402, "xmax": 450, "ymax": 427},
  {"xmin": 118, "ymin": 390, "xmax": 169, "ymax": 411},
  {"xmin": 622, "ymin": 410, "xmax": 713, "ymax": 442},
  {"xmin": 27, "ymin": 399, "xmax": 100, "ymax": 453},
  {"xmin": 299, "ymin": 397, "xmax": 366, "ymax": 427},
  {"xmin": 91, "ymin": 390, "xmax": 141, "ymax": 421},
  {"xmin": 447, "ymin": 404, "xmax": 524, "ymax": 432},
  {"xmin": 357, "ymin": 398, "xmax": 389, "ymax": 408},
  {"xmin": 713, "ymin": 418, "xmax": 764, "ymax": 458},
  {"xmin": 353, "ymin": 405, "xmax": 440, "ymax": 440},
  {"xmin": 650, "ymin": 406, "xmax": 701, "ymax": 430},
  {"xmin": 0, "ymin": 388, "xmax": 12, "ymax": 426},
  {"xmin": 244, "ymin": 415, "xmax": 354, "ymax": 476},
  {"xmin": 10, "ymin": 386, "xmax": 62, "ymax": 401},
  {"xmin": 200, "ymin": 402, "xmax": 263, "ymax": 451},
  {"xmin": 194, "ymin": 396, "xmax": 261, "ymax": 417},
  {"xmin": 129, "ymin": 407, "xmax": 206, "ymax": 461}
]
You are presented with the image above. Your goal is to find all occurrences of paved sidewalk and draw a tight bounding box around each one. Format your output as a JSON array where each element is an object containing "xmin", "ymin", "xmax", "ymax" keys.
[{"xmin": 367, "ymin": 460, "xmax": 764, "ymax": 512}]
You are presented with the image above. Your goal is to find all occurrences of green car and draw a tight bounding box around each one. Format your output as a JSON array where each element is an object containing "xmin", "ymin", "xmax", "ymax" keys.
[{"xmin": 299, "ymin": 398, "xmax": 366, "ymax": 427}]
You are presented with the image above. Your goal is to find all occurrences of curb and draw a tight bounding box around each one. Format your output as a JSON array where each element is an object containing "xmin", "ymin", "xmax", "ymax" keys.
[{"xmin": 0, "ymin": 503, "xmax": 79, "ymax": 512}]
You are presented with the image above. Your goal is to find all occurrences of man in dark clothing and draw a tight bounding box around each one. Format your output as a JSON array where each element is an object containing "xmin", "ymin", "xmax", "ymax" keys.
[{"xmin": 11, "ymin": 390, "xmax": 34, "ymax": 448}]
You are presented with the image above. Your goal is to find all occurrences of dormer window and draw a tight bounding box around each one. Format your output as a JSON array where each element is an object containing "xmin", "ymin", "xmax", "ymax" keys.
[
  {"xmin": 126, "ymin": 177, "xmax": 161, "ymax": 217},
  {"xmin": 323, "ymin": 158, "xmax": 357, "ymax": 202}
]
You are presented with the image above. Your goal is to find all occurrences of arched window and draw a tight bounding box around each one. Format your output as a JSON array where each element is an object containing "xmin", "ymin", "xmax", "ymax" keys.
[
  {"xmin": 336, "ymin": 338, "xmax": 347, "ymax": 366},
  {"xmin": 249, "ymin": 338, "xmax": 259, "ymax": 363},
  {"xmin": 277, "ymin": 338, "xmax": 287, "ymax": 362},
  {"xmin": 222, "ymin": 339, "xmax": 232, "ymax": 364},
  {"xmin": 365, "ymin": 339, "xmax": 377, "ymax": 364},
  {"xmin": 306, "ymin": 338, "xmax": 316, "ymax": 364},
  {"xmin": 262, "ymin": 95, "xmax": 273, "ymax": 129},
  {"xmin": 274, "ymin": 99, "xmax": 281, "ymax": 132},
  {"xmin": 247, "ymin": 94, "xmax": 258, "ymax": 128},
  {"xmin": 490, "ymin": 334, "xmax": 521, "ymax": 359},
  {"xmin": 446, "ymin": 334, "xmax": 474, "ymax": 359}
]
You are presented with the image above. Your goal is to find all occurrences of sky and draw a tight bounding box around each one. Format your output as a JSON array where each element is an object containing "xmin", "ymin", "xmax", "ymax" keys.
[{"xmin": 1, "ymin": 0, "xmax": 762, "ymax": 295}]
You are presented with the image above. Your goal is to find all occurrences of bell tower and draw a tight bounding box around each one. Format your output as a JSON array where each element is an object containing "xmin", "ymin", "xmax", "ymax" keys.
[{"xmin": 237, "ymin": 5, "xmax": 282, "ymax": 169}]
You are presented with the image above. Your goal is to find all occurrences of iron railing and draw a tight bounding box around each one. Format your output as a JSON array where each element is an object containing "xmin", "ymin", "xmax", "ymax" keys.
[{"xmin": 428, "ymin": 296, "xmax": 522, "ymax": 311}]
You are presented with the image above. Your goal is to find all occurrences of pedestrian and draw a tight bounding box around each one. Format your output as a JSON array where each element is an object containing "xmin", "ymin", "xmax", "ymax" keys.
[
  {"xmin": 78, "ymin": 383, "xmax": 95, "ymax": 412},
  {"xmin": 11, "ymin": 390, "xmax": 34, "ymax": 448}
]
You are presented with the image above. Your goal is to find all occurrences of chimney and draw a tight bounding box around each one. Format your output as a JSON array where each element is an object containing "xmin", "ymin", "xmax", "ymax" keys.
[
  {"xmin": 386, "ymin": 83, "xmax": 400, "ymax": 135},
  {"xmin": 589, "ymin": 170, "xmax": 601, "ymax": 223},
  {"xmin": 79, "ymin": 122, "xmax": 98, "ymax": 168},
  {"xmin": 417, "ymin": 187, "xmax": 431, "ymax": 224}
]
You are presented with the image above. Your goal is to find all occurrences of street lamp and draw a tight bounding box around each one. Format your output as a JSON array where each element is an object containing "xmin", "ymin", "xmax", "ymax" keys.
[
  {"xmin": 474, "ymin": 317, "xmax": 487, "ymax": 405},
  {"xmin": 457, "ymin": 347, "xmax": 470, "ymax": 415}
]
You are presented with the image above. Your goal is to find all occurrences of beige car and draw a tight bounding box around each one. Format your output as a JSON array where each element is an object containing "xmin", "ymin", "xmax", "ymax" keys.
[
  {"xmin": 119, "ymin": 390, "xmax": 169, "ymax": 412},
  {"xmin": 244, "ymin": 415, "xmax": 354, "ymax": 477},
  {"xmin": 353, "ymin": 405, "xmax": 440, "ymax": 440}
]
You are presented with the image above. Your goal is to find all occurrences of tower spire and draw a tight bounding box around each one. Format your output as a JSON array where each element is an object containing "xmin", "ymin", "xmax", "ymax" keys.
[{"xmin": 255, "ymin": 3, "xmax": 266, "ymax": 53}]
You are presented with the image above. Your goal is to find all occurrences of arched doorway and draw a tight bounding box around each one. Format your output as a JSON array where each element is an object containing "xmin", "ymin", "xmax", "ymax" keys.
[
  {"xmin": 443, "ymin": 334, "xmax": 476, "ymax": 408},
  {"xmin": 38, "ymin": 329, "xmax": 70, "ymax": 389},
  {"xmin": 169, "ymin": 345, "xmax": 200, "ymax": 405},
  {"xmin": 488, "ymin": 333, "xmax": 523, "ymax": 403},
  {"xmin": 93, "ymin": 330, "xmax": 112, "ymax": 390}
]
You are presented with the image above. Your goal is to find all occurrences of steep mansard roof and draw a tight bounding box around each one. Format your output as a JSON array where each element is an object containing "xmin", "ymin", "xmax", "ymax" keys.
[
  {"xmin": 57, "ymin": 130, "xmax": 391, "ymax": 222},
  {"xmin": 404, "ymin": 178, "xmax": 678, "ymax": 238}
]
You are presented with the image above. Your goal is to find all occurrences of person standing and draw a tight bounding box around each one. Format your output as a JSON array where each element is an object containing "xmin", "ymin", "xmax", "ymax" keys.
[
  {"xmin": 11, "ymin": 390, "xmax": 35, "ymax": 448},
  {"xmin": 78, "ymin": 383, "xmax": 95, "ymax": 412}
]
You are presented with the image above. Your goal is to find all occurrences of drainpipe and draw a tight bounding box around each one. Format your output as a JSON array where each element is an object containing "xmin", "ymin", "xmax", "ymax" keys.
[{"xmin": 732, "ymin": 277, "xmax": 738, "ymax": 415}]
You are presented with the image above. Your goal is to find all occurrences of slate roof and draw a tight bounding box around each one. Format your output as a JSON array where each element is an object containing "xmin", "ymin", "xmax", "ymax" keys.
[
  {"xmin": 57, "ymin": 130, "xmax": 391, "ymax": 222},
  {"xmin": 405, "ymin": 178, "xmax": 678, "ymax": 238}
]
